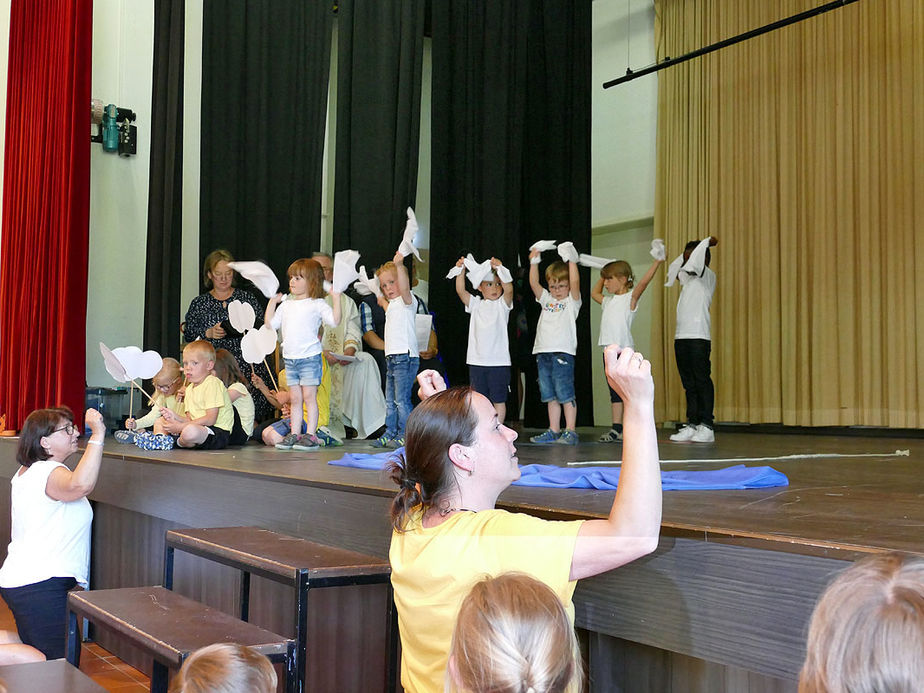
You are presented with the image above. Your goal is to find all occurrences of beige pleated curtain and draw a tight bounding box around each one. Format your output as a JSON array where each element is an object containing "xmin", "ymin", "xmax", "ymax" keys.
[{"xmin": 651, "ymin": 0, "xmax": 924, "ymax": 427}]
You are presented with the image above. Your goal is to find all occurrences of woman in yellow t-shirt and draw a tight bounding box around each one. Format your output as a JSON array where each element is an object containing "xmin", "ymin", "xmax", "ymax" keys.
[{"xmin": 387, "ymin": 345, "xmax": 662, "ymax": 693}]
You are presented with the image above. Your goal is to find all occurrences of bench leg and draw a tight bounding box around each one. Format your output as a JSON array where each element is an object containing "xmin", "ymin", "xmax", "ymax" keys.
[
  {"xmin": 164, "ymin": 545, "xmax": 175, "ymax": 589},
  {"xmin": 286, "ymin": 640, "xmax": 297, "ymax": 693},
  {"xmin": 386, "ymin": 587, "xmax": 399, "ymax": 693},
  {"xmin": 295, "ymin": 580, "xmax": 309, "ymax": 693},
  {"xmin": 151, "ymin": 660, "xmax": 169, "ymax": 693},
  {"xmin": 66, "ymin": 609, "xmax": 81, "ymax": 667},
  {"xmin": 239, "ymin": 570, "xmax": 251, "ymax": 621}
]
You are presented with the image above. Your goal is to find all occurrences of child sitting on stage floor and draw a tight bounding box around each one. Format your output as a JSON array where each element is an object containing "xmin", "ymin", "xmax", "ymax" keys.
[
  {"xmin": 454, "ymin": 256, "xmax": 514, "ymax": 424},
  {"xmin": 154, "ymin": 340, "xmax": 235, "ymax": 450},
  {"xmin": 213, "ymin": 348, "xmax": 255, "ymax": 445},
  {"xmin": 528, "ymin": 247, "xmax": 582, "ymax": 445},
  {"xmin": 115, "ymin": 357, "xmax": 183, "ymax": 444}
]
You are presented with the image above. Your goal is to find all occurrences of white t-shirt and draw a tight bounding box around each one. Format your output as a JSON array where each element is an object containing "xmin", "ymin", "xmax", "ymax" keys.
[
  {"xmin": 465, "ymin": 296, "xmax": 512, "ymax": 366},
  {"xmin": 385, "ymin": 296, "xmax": 419, "ymax": 356},
  {"xmin": 598, "ymin": 292, "xmax": 637, "ymax": 348},
  {"xmin": 532, "ymin": 290, "xmax": 582, "ymax": 355},
  {"xmin": 675, "ymin": 267, "xmax": 716, "ymax": 340},
  {"xmin": 0, "ymin": 460, "xmax": 92, "ymax": 589},
  {"xmin": 270, "ymin": 297, "xmax": 336, "ymax": 359}
]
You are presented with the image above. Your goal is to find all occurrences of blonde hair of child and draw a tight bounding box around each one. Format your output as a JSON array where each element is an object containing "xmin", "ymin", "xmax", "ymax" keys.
[
  {"xmin": 375, "ymin": 260, "xmax": 397, "ymax": 278},
  {"xmin": 168, "ymin": 643, "xmax": 277, "ymax": 693},
  {"xmin": 184, "ymin": 340, "xmax": 216, "ymax": 363},
  {"xmin": 150, "ymin": 358, "xmax": 183, "ymax": 405},
  {"xmin": 449, "ymin": 573, "xmax": 582, "ymax": 693},
  {"xmin": 544, "ymin": 261, "xmax": 569, "ymax": 285},
  {"xmin": 799, "ymin": 552, "xmax": 924, "ymax": 693},
  {"xmin": 600, "ymin": 260, "xmax": 634, "ymax": 289},
  {"xmin": 287, "ymin": 258, "xmax": 325, "ymax": 299},
  {"xmin": 213, "ymin": 349, "xmax": 249, "ymax": 389}
]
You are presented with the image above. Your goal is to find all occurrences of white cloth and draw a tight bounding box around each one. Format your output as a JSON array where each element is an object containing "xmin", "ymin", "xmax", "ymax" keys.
[
  {"xmin": 465, "ymin": 296, "xmax": 512, "ymax": 366},
  {"xmin": 598, "ymin": 292, "xmax": 637, "ymax": 348},
  {"xmin": 339, "ymin": 352, "xmax": 386, "ymax": 438},
  {"xmin": 270, "ymin": 297, "xmax": 336, "ymax": 359},
  {"xmin": 0, "ymin": 460, "xmax": 92, "ymax": 589},
  {"xmin": 675, "ymin": 266, "xmax": 716, "ymax": 340},
  {"xmin": 665, "ymin": 237, "xmax": 711, "ymax": 287},
  {"xmin": 228, "ymin": 382, "xmax": 255, "ymax": 436},
  {"xmin": 556, "ymin": 242, "xmax": 580, "ymax": 263},
  {"xmin": 385, "ymin": 296, "xmax": 419, "ymax": 356},
  {"xmin": 532, "ymin": 290, "xmax": 582, "ymax": 355}
]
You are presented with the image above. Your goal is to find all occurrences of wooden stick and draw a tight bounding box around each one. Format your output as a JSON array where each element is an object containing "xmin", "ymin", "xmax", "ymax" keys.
[
  {"xmin": 129, "ymin": 379, "xmax": 155, "ymax": 402},
  {"xmin": 262, "ymin": 358, "xmax": 279, "ymax": 391}
]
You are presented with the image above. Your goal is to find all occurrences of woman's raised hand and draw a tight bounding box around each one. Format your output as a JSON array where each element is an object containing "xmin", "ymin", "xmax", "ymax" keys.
[
  {"xmin": 416, "ymin": 370, "xmax": 446, "ymax": 401},
  {"xmin": 85, "ymin": 409, "xmax": 106, "ymax": 437},
  {"xmin": 603, "ymin": 345, "xmax": 654, "ymax": 407}
]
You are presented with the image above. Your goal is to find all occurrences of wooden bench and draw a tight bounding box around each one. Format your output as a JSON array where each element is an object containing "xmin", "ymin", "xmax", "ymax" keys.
[
  {"xmin": 65, "ymin": 586, "xmax": 296, "ymax": 693},
  {"xmin": 164, "ymin": 526, "xmax": 397, "ymax": 693},
  {"xmin": 0, "ymin": 659, "xmax": 106, "ymax": 693}
]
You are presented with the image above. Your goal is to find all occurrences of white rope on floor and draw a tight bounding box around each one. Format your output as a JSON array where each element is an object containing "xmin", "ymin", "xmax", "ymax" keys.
[{"xmin": 566, "ymin": 449, "xmax": 911, "ymax": 467}]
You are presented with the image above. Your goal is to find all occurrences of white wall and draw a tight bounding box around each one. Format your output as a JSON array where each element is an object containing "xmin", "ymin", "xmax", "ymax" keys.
[{"xmin": 86, "ymin": 0, "xmax": 154, "ymax": 386}]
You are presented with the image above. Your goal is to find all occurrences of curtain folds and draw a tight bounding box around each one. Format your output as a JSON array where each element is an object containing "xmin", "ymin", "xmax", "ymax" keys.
[
  {"xmin": 144, "ymin": 0, "xmax": 185, "ymax": 357},
  {"xmin": 332, "ymin": 0, "xmax": 425, "ymax": 267},
  {"xmin": 200, "ymin": 1, "xmax": 332, "ymax": 280},
  {"xmin": 0, "ymin": 0, "xmax": 92, "ymax": 427},
  {"xmin": 429, "ymin": 0, "xmax": 593, "ymax": 425},
  {"xmin": 652, "ymin": 0, "xmax": 924, "ymax": 427}
]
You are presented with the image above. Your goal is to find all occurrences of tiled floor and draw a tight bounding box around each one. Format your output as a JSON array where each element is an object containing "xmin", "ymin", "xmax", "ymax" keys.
[{"xmin": 0, "ymin": 596, "xmax": 150, "ymax": 692}]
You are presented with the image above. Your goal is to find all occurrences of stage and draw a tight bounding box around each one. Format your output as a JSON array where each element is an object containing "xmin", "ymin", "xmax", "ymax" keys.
[{"xmin": 1, "ymin": 428, "xmax": 922, "ymax": 691}]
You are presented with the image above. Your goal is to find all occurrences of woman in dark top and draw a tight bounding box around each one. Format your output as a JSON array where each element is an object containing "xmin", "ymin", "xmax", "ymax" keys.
[{"xmin": 183, "ymin": 249, "xmax": 274, "ymax": 424}]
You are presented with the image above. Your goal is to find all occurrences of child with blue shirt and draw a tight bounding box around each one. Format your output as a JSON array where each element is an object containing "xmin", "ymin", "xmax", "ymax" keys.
[{"xmin": 528, "ymin": 248, "xmax": 582, "ymax": 444}]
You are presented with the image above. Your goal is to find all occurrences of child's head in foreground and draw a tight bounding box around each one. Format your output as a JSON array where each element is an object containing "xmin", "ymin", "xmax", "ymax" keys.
[
  {"xmin": 448, "ymin": 572, "xmax": 582, "ymax": 693},
  {"xmin": 798, "ymin": 552, "xmax": 924, "ymax": 693},
  {"xmin": 169, "ymin": 642, "xmax": 277, "ymax": 693},
  {"xmin": 478, "ymin": 270, "xmax": 503, "ymax": 301},
  {"xmin": 182, "ymin": 340, "xmax": 216, "ymax": 385},
  {"xmin": 153, "ymin": 357, "xmax": 183, "ymax": 397},
  {"xmin": 376, "ymin": 261, "xmax": 401, "ymax": 300},
  {"xmin": 287, "ymin": 258, "xmax": 326, "ymax": 299}
]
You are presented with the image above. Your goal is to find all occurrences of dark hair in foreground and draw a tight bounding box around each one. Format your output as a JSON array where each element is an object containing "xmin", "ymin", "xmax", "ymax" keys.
[
  {"xmin": 799, "ymin": 552, "xmax": 924, "ymax": 693},
  {"xmin": 449, "ymin": 573, "xmax": 582, "ymax": 693},
  {"xmin": 168, "ymin": 643, "xmax": 277, "ymax": 693},
  {"xmin": 387, "ymin": 386, "xmax": 478, "ymax": 532},
  {"xmin": 17, "ymin": 407, "xmax": 74, "ymax": 467}
]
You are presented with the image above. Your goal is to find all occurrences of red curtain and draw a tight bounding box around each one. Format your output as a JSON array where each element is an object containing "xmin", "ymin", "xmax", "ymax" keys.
[{"xmin": 0, "ymin": 0, "xmax": 92, "ymax": 429}]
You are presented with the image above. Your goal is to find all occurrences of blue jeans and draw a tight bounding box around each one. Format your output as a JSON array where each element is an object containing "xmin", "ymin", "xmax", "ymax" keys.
[
  {"xmin": 385, "ymin": 353, "xmax": 419, "ymax": 438},
  {"xmin": 536, "ymin": 352, "xmax": 575, "ymax": 404}
]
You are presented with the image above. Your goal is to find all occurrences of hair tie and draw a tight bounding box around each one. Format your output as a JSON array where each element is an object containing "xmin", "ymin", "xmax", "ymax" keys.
[{"xmin": 401, "ymin": 476, "xmax": 418, "ymax": 493}]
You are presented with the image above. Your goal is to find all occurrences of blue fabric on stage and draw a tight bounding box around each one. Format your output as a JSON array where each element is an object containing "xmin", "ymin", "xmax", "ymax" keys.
[{"xmin": 327, "ymin": 451, "xmax": 789, "ymax": 491}]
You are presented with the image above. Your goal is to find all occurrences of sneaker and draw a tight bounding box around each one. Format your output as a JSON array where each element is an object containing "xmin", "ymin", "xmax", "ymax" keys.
[
  {"xmin": 315, "ymin": 427, "xmax": 343, "ymax": 447},
  {"xmin": 114, "ymin": 430, "xmax": 136, "ymax": 444},
  {"xmin": 275, "ymin": 433, "xmax": 299, "ymax": 450},
  {"xmin": 387, "ymin": 436, "xmax": 405, "ymax": 449},
  {"xmin": 292, "ymin": 434, "xmax": 320, "ymax": 451},
  {"xmin": 598, "ymin": 428, "xmax": 622, "ymax": 443},
  {"xmin": 370, "ymin": 434, "xmax": 392, "ymax": 449},
  {"xmin": 669, "ymin": 425, "xmax": 697, "ymax": 442},
  {"xmin": 135, "ymin": 432, "xmax": 175, "ymax": 451},
  {"xmin": 556, "ymin": 430, "xmax": 579, "ymax": 445},
  {"xmin": 529, "ymin": 429, "xmax": 561, "ymax": 444},
  {"xmin": 691, "ymin": 424, "xmax": 715, "ymax": 443}
]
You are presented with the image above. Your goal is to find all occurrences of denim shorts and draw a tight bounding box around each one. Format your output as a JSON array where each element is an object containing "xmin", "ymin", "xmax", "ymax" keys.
[
  {"xmin": 284, "ymin": 353, "xmax": 323, "ymax": 386},
  {"xmin": 469, "ymin": 365, "xmax": 510, "ymax": 404},
  {"xmin": 536, "ymin": 352, "xmax": 575, "ymax": 404},
  {"xmin": 269, "ymin": 417, "xmax": 308, "ymax": 436}
]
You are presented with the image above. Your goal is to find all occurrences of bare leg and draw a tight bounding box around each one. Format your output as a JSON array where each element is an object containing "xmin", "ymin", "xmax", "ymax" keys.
[
  {"xmin": 302, "ymin": 385, "xmax": 319, "ymax": 435},
  {"xmin": 563, "ymin": 401, "xmax": 577, "ymax": 431},
  {"xmin": 610, "ymin": 401, "xmax": 624, "ymax": 427},
  {"xmin": 289, "ymin": 387, "xmax": 304, "ymax": 435},
  {"xmin": 547, "ymin": 401, "xmax": 561, "ymax": 432}
]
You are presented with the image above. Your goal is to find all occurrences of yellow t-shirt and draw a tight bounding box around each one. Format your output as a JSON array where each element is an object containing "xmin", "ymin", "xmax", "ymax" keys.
[
  {"xmin": 389, "ymin": 509, "xmax": 583, "ymax": 693},
  {"xmin": 184, "ymin": 374, "xmax": 234, "ymax": 433}
]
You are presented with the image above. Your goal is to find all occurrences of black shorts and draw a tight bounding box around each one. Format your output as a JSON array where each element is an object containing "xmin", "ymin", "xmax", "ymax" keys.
[
  {"xmin": 0, "ymin": 576, "xmax": 77, "ymax": 659},
  {"xmin": 194, "ymin": 426, "xmax": 230, "ymax": 450},
  {"xmin": 469, "ymin": 365, "xmax": 511, "ymax": 404}
]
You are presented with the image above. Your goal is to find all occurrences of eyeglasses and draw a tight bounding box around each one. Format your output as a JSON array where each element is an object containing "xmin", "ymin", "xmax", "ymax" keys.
[
  {"xmin": 155, "ymin": 376, "xmax": 181, "ymax": 392},
  {"xmin": 52, "ymin": 423, "xmax": 79, "ymax": 435},
  {"xmin": 211, "ymin": 272, "xmax": 234, "ymax": 281}
]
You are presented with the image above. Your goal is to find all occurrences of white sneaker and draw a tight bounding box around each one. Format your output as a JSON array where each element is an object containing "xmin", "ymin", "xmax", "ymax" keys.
[
  {"xmin": 669, "ymin": 425, "xmax": 697, "ymax": 442},
  {"xmin": 691, "ymin": 424, "xmax": 715, "ymax": 443}
]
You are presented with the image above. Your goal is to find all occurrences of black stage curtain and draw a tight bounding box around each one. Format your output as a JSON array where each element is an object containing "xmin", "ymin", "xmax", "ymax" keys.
[
  {"xmin": 430, "ymin": 0, "xmax": 592, "ymax": 427},
  {"xmin": 332, "ymin": 0, "xmax": 425, "ymax": 268},
  {"xmin": 200, "ymin": 1, "xmax": 332, "ymax": 280},
  {"xmin": 144, "ymin": 0, "xmax": 185, "ymax": 358}
]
